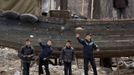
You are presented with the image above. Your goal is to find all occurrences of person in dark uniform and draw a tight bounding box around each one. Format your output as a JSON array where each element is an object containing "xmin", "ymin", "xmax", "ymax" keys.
[
  {"xmin": 19, "ymin": 39, "xmax": 35, "ymax": 75},
  {"xmin": 76, "ymin": 33, "xmax": 99, "ymax": 75},
  {"xmin": 60, "ymin": 40, "xmax": 75, "ymax": 75},
  {"xmin": 38, "ymin": 39, "xmax": 53, "ymax": 75},
  {"xmin": 113, "ymin": 0, "xmax": 128, "ymax": 19}
]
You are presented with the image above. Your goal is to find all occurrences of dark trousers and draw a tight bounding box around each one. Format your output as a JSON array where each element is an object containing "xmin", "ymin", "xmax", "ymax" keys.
[
  {"xmin": 39, "ymin": 58, "xmax": 50, "ymax": 75},
  {"xmin": 64, "ymin": 62, "xmax": 72, "ymax": 75},
  {"xmin": 116, "ymin": 8, "xmax": 127, "ymax": 19},
  {"xmin": 84, "ymin": 57, "xmax": 98, "ymax": 75},
  {"xmin": 22, "ymin": 62, "xmax": 30, "ymax": 75}
]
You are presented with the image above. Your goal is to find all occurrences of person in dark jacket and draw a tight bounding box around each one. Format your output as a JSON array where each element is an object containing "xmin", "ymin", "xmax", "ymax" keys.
[
  {"xmin": 113, "ymin": 0, "xmax": 128, "ymax": 19},
  {"xmin": 38, "ymin": 39, "xmax": 53, "ymax": 75},
  {"xmin": 60, "ymin": 40, "xmax": 75, "ymax": 75},
  {"xmin": 19, "ymin": 39, "xmax": 35, "ymax": 75},
  {"xmin": 76, "ymin": 33, "xmax": 99, "ymax": 75}
]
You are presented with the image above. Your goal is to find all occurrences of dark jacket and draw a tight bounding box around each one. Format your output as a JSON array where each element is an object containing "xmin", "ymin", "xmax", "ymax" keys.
[
  {"xmin": 113, "ymin": 0, "xmax": 128, "ymax": 9},
  {"xmin": 60, "ymin": 46, "xmax": 74, "ymax": 63},
  {"xmin": 19, "ymin": 45, "xmax": 34, "ymax": 62},
  {"xmin": 39, "ymin": 42, "xmax": 52, "ymax": 59},
  {"xmin": 77, "ymin": 38, "xmax": 98, "ymax": 58}
]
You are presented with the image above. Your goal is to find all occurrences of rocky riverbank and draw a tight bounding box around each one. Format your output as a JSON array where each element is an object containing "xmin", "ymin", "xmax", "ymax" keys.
[{"xmin": 0, "ymin": 47, "xmax": 134, "ymax": 75}]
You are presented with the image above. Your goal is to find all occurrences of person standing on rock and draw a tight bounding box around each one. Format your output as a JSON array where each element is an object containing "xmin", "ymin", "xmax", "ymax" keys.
[
  {"xmin": 18, "ymin": 39, "xmax": 35, "ymax": 75},
  {"xmin": 38, "ymin": 39, "xmax": 53, "ymax": 75},
  {"xmin": 76, "ymin": 33, "xmax": 99, "ymax": 75},
  {"xmin": 60, "ymin": 40, "xmax": 75, "ymax": 75},
  {"xmin": 113, "ymin": 0, "xmax": 128, "ymax": 19}
]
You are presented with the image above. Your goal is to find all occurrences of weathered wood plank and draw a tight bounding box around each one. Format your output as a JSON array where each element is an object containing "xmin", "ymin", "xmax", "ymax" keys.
[{"xmin": 0, "ymin": 17, "xmax": 134, "ymax": 58}]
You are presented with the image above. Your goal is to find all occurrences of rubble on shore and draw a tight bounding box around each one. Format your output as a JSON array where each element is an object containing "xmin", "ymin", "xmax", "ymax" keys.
[{"xmin": 0, "ymin": 47, "xmax": 134, "ymax": 75}]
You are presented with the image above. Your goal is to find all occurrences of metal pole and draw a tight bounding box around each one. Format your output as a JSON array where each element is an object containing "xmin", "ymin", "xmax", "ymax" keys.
[
  {"xmin": 50, "ymin": 0, "xmax": 52, "ymax": 10},
  {"xmin": 91, "ymin": 0, "xmax": 94, "ymax": 19},
  {"xmin": 81, "ymin": 0, "xmax": 85, "ymax": 15},
  {"xmin": 39, "ymin": 0, "xmax": 42, "ymax": 16}
]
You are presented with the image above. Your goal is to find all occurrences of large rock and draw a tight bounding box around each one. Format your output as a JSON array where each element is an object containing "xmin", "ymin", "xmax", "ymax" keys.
[
  {"xmin": 20, "ymin": 14, "xmax": 38, "ymax": 23},
  {"xmin": 1, "ymin": 11, "xmax": 19, "ymax": 19}
]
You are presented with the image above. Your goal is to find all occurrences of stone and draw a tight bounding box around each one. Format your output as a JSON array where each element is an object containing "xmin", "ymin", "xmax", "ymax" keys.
[
  {"xmin": 20, "ymin": 14, "xmax": 38, "ymax": 23},
  {"xmin": 1, "ymin": 11, "xmax": 19, "ymax": 19}
]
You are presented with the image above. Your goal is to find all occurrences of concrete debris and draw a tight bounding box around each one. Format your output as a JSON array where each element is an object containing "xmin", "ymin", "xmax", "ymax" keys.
[
  {"xmin": 14, "ymin": 70, "xmax": 21, "ymax": 75},
  {"xmin": 1, "ymin": 47, "xmax": 134, "ymax": 75},
  {"xmin": 0, "ymin": 47, "xmax": 20, "ymax": 75}
]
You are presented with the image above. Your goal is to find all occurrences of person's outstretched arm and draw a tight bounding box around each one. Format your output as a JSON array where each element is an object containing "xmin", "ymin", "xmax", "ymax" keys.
[
  {"xmin": 38, "ymin": 38, "xmax": 44, "ymax": 48},
  {"xmin": 76, "ymin": 34, "xmax": 85, "ymax": 45}
]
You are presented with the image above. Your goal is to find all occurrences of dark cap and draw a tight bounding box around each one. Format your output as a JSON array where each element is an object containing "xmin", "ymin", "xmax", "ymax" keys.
[
  {"xmin": 67, "ymin": 40, "xmax": 72, "ymax": 43},
  {"xmin": 25, "ymin": 38, "xmax": 31, "ymax": 42}
]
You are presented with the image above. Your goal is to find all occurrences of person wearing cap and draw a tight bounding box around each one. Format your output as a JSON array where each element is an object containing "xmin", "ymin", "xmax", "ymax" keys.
[
  {"xmin": 38, "ymin": 39, "xmax": 53, "ymax": 75},
  {"xmin": 60, "ymin": 40, "xmax": 75, "ymax": 75},
  {"xmin": 76, "ymin": 33, "xmax": 99, "ymax": 75},
  {"xmin": 18, "ymin": 39, "xmax": 35, "ymax": 75}
]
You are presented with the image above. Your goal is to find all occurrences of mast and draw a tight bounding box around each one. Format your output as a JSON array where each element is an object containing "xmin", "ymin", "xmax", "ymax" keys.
[{"xmin": 91, "ymin": 0, "xmax": 94, "ymax": 19}]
